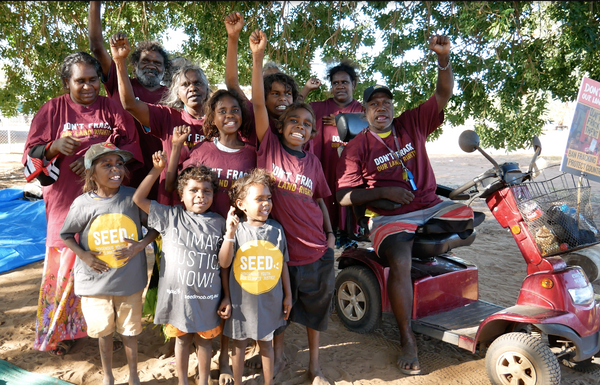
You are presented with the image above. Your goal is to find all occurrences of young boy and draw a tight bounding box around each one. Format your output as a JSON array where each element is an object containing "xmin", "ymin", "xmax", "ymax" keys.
[
  {"xmin": 61, "ymin": 143, "xmax": 159, "ymax": 385},
  {"xmin": 133, "ymin": 152, "xmax": 231, "ymax": 385},
  {"xmin": 251, "ymin": 30, "xmax": 336, "ymax": 385}
]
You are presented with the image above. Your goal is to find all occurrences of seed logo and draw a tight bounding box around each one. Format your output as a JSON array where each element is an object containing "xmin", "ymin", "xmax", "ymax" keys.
[
  {"xmin": 233, "ymin": 240, "xmax": 283, "ymax": 295},
  {"xmin": 87, "ymin": 213, "xmax": 138, "ymax": 268}
]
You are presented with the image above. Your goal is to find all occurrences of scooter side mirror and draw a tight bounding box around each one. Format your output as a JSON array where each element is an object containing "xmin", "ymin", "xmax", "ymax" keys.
[
  {"xmin": 532, "ymin": 136, "xmax": 542, "ymax": 154},
  {"xmin": 459, "ymin": 130, "xmax": 480, "ymax": 153},
  {"xmin": 458, "ymin": 129, "xmax": 503, "ymax": 178}
]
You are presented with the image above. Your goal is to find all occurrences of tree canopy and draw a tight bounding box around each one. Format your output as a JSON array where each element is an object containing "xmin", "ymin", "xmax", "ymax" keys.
[{"xmin": 1, "ymin": 1, "xmax": 599, "ymax": 150}]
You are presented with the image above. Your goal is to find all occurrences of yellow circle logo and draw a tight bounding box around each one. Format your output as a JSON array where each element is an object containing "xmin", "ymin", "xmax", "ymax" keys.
[
  {"xmin": 233, "ymin": 240, "xmax": 283, "ymax": 295},
  {"xmin": 88, "ymin": 213, "xmax": 138, "ymax": 268}
]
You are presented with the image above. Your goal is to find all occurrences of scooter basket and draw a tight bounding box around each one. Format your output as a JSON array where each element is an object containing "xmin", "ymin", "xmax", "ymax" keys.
[{"xmin": 510, "ymin": 173, "xmax": 600, "ymax": 256}]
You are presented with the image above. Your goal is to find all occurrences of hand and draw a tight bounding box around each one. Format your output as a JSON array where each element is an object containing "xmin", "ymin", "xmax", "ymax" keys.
[
  {"xmin": 69, "ymin": 157, "xmax": 85, "ymax": 177},
  {"xmin": 326, "ymin": 232, "xmax": 336, "ymax": 249},
  {"xmin": 304, "ymin": 77, "xmax": 321, "ymax": 92},
  {"xmin": 79, "ymin": 250, "xmax": 109, "ymax": 273},
  {"xmin": 249, "ymin": 29, "xmax": 267, "ymax": 54},
  {"xmin": 218, "ymin": 297, "xmax": 232, "ymax": 319},
  {"xmin": 109, "ymin": 32, "xmax": 131, "ymax": 60},
  {"xmin": 50, "ymin": 136, "xmax": 81, "ymax": 157},
  {"xmin": 322, "ymin": 113, "xmax": 337, "ymax": 127},
  {"xmin": 429, "ymin": 35, "xmax": 451, "ymax": 56},
  {"xmin": 172, "ymin": 125, "xmax": 191, "ymax": 146},
  {"xmin": 152, "ymin": 151, "xmax": 167, "ymax": 171},
  {"xmin": 383, "ymin": 186, "xmax": 415, "ymax": 205},
  {"xmin": 283, "ymin": 295, "xmax": 292, "ymax": 321},
  {"xmin": 113, "ymin": 238, "xmax": 143, "ymax": 265},
  {"xmin": 225, "ymin": 206, "xmax": 240, "ymax": 237},
  {"xmin": 224, "ymin": 12, "xmax": 244, "ymax": 37}
]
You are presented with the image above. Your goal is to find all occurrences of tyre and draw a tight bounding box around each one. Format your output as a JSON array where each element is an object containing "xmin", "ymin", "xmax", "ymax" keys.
[
  {"xmin": 334, "ymin": 265, "xmax": 381, "ymax": 333},
  {"xmin": 485, "ymin": 332, "xmax": 561, "ymax": 385}
]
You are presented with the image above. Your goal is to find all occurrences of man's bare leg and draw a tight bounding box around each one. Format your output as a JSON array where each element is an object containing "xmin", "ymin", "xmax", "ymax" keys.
[{"xmin": 383, "ymin": 238, "xmax": 420, "ymax": 374}]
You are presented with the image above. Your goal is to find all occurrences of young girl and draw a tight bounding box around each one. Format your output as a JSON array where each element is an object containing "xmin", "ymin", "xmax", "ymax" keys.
[
  {"xmin": 165, "ymin": 89, "xmax": 256, "ymax": 217},
  {"xmin": 250, "ymin": 30, "xmax": 336, "ymax": 385},
  {"xmin": 133, "ymin": 152, "xmax": 231, "ymax": 385},
  {"xmin": 219, "ymin": 169, "xmax": 292, "ymax": 385},
  {"xmin": 165, "ymin": 88, "xmax": 256, "ymax": 383},
  {"xmin": 60, "ymin": 142, "xmax": 158, "ymax": 385}
]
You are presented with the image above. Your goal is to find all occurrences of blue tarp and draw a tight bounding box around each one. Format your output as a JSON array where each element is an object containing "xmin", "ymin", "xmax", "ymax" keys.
[{"xmin": 0, "ymin": 188, "xmax": 46, "ymax": 273}]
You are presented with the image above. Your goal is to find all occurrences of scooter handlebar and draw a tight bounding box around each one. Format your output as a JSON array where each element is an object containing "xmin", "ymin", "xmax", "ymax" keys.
[{"xmin": 449, "ymin": 178, "xmax": 477, "ymax": 200}]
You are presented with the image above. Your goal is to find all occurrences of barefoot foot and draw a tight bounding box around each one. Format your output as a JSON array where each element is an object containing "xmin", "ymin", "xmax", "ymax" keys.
[
  {"xmin": 218, "ymin": 359, "xmax": 234, "ymax": 385},
  {"xmin": 273, "ymin": 356, "xmax": 288, "ymax": 379},
  {"xmin": 308, "ymin": 367, "xmax": 330, "ymax": 385},
  {"xmin": 155, "ymin": 338, "xmax": 175, "ymax": 359},
  {"xmin": 244, "ymin": 354, "xmax": 262, "ymax": 369}
]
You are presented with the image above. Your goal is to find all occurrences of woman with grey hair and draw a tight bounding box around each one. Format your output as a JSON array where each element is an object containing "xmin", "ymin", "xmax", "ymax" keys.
[{"xmin": 110, "ymin": 33, "xmax": 211, "ymax": 206}]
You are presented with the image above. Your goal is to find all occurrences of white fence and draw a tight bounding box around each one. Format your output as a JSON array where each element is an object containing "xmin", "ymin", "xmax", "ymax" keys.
[{"xmin": 0, "ymin": 115, "xmax": 30, "ymax": 154}]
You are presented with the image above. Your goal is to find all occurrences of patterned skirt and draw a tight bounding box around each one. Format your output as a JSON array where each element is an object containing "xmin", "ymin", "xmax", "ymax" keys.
[{"xmin": 33, "ymin": 247, "xmax": 87, "ymax": 351}]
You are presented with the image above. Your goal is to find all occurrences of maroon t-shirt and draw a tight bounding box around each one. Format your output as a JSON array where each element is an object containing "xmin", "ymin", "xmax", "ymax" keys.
[
  {"xmin": 148, "ymin": 104, "xmax": 205, "ymax": 206},
  {"xmin": 23, "ymin": 94, "xmax": 143, "ymax": 248},
  {"xmin": 337, "ymin": 96, "xmax": 443, "ymax": 216},
  {"xmin": 244, "ymin": 100, "xmax": 313, "ymax": 153},
  {"xmin": 182, "ymin": 141, "xmax": 257, "ymax": 217},
  {"xmin": 104, "ymin": 60, "xmax": 167, "ymax": 197},
  {"xmin": 257, "ymin": 129, "xmax": 331, "ymax": 266},
  {"xmin": 310, "ymin": 98, "xmax": 363, "ymax": 229}
]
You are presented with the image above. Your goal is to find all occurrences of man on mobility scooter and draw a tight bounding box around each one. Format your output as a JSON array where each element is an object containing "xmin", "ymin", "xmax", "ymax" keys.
[{"xmin": 335, "ymin": 35, "xmax": 475, "ymax": 375}]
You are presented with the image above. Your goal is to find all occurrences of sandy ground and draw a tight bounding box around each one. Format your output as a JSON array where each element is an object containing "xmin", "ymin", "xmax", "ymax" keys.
[{"xmin": 3, "ymin": 134, "xmax": 600, "ymax": 384}]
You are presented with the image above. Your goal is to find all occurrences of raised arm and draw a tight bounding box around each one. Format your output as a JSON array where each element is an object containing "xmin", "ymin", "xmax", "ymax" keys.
[
  {"xmin": 218, "ymin": 206, "xmax": 239, "ymax": 268},
  {"xmin": 165, "ymin": 125, "xmax": 190, "ymax": 193},
  {"xmin": 224, "ymin": 12, "xmax": 248, "ymax": 103},
  {"xmin": 430, "ymin": 35, "xmax": 453, "ymax": 113},
  {"xmin": 109, "ymin": 33, "xmax": 151, "ymax": 127},
  {"xmin": 133, "ymin": 151, "xmax": 166, "ymax": 214},
  {"xmin": 88, "ymin": 1, "xmax": 112, "ymax": 78},
  {"xmin": 298, "ymin": 77, "xmax": 321, "ymax": 103},
  {"xmin": 250, "ymin": 30, "xmax": 269, "ymax": 143}
]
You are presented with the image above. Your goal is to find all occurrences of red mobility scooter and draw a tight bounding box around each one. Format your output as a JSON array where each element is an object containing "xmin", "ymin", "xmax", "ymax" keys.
[{"xmin": 333, "ymin": 115, "xmax": 600, "ymax": 385}]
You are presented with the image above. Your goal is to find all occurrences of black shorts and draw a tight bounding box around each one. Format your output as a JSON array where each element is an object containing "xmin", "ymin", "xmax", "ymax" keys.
[{"xmin": 285, "ymin": 248, "xmax": 335, "ymax": 332}]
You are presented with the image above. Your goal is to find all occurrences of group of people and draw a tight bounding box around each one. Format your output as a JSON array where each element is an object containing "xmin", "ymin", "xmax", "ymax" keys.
[{"xmin": 23, "ymin": 2, "xmax": 473, "ymax": 385}]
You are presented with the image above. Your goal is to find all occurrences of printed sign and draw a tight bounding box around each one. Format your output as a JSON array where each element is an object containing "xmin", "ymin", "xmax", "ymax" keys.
[
  {"xmin": 233, "ymin": 240, "xmax": 283, "ymax": 295},
  {"xmin": 561, "ymin": 77, "xmax": 600, "ymax": 182}
]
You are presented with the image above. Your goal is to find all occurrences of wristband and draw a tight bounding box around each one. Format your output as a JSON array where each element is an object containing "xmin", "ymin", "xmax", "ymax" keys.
[
  {"xmin": 326, "ymin": 231, "xmax": 334, "ymax": 235},
  {"xmin": 438, "ymin": 59, "xmax": 451, "ymax": 71},
  {"xmin": 223, "ymin": 238, "xmax": 234, "ymax": 242}
]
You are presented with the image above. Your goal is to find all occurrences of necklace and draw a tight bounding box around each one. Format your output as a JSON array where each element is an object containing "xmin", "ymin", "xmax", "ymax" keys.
[{"xmin": 368, "ymin": 128, "xmax": 417, "ymax": 191}]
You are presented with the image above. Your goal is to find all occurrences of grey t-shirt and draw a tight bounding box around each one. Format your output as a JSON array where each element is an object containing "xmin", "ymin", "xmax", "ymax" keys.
[
  {"xmin": 224, "ymin": 219, "xmax": 289, "ymax": 340},
  {"xmin": 60, "ymin": 186, "xmax": 148, "ymax": 297},
  {"xmin": 149, "ymin": 201, "xmax": 225, "ymax": 333}
]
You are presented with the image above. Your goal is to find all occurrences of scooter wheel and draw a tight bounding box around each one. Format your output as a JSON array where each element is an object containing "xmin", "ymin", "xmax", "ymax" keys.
[
  {"xmin": 334, "ymin": 265, "xmax": 381, "ymax": 333},
  {"xmin": 486, "ymin": 332, "xmax": 561, "ymax": 385}
]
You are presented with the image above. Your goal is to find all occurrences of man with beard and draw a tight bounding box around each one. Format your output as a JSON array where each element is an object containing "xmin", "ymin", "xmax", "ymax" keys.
[{"xmin": 88, "ymin": 1, "xmax": 171, "ymax": 197}]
